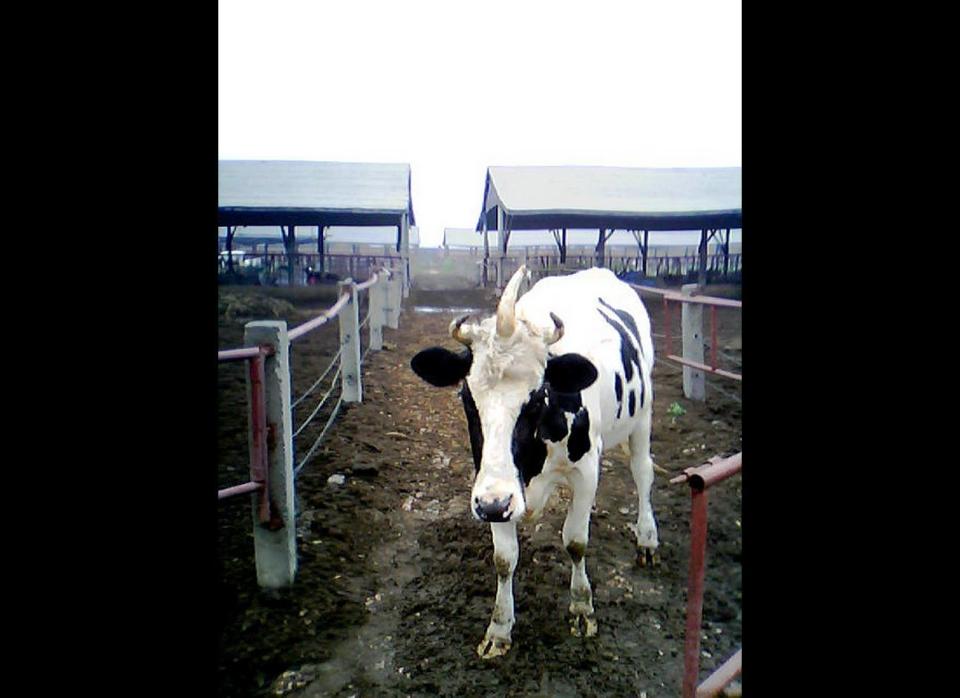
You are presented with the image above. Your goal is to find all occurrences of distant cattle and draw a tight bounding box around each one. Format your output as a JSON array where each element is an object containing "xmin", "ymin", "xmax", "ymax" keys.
[
  {"xmin": 411, "ymin": 266, "xmax": 658, "ymax": 658},
  {"xmin": 305, "ymin": 267, "xmax": 341, "ymax": 285}
]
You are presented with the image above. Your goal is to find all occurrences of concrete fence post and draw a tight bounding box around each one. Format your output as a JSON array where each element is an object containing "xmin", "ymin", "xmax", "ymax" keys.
[
  {"xmin": 243, "ymin": 320, "xmax": 297, "ymax": 587},
  {"xmin": 338, "ymin": 279, "xmax": 362, "ymax": 403},
  {"xmin": 386, "ymin": 265, "xmax": 401, "ymax": 329},
  {"xmin": 681, "ymin": 283, "xmax": 706, "ymax": 401},
  {"xmin": 368, "ymin": 269, "xmax": 386, "ymax": 351}
]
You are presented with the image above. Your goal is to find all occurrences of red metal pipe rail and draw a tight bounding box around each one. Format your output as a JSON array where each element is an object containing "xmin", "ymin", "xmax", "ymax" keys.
[
  {"xmin": 631, "ymin": 283, "xmax": 741, "ymax": 381},
  {"xmin": 217, "ymin": 348, "xmax": 272, "ymax": 523},
  {"xmin": 287, "ymin": 268, "xmax": 384, "ymax": 341},
  {"xmin": 670, "ymin": 453, "xmax": 743, "ymax": 698},
  {"xmin": 287, "ymin": 289, "xmax": 351, "ymax": 341}
]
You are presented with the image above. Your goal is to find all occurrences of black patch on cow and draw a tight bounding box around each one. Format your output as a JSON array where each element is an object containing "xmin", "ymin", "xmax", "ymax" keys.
[
  {"xmin": 628, "ymin": 389, "xmax": 636, "ymax": 417},
  {"xmin": 512, "ymin": 388, "xmax": 549, "ymax": 486},
  {"xmin": 411, "ymin": 347, "xmax": 473, "ymax": 387},
  {"xmin": 614, "ymin": 372, "xmax": 623, "ymax": 418},
  {"xmin": 544, "ymin": 353, "xmax": 598, "ymax": 393},
  {"xmin": 599, "ymin": 297, "xmax": 645, "ymax": 358},
  {"xmin": 553, "ymin": 389, "xmax": 582, "ymax": 413},
  {"xmin": 459, "ymin": 382, "xmax": 483, "ymax": 473},
  {"xmin": 598, "ymin": 308, "xmax": 640, "ymax": 383},
  {"xmin": 567, "ymin": 409, "xmax": 591, "ymax": 462},
  {"xmin": 537, "ymin": 397, "xmax": 568, "ymax": 443}
]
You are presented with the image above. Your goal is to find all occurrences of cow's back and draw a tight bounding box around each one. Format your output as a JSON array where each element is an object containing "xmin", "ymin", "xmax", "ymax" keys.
[{"xmin": 517, "ymin": 268, "xmax": 654, "ymax": 449}]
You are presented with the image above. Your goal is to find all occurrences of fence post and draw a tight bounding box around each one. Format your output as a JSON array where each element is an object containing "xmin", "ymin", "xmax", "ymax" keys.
[
  {"xmin": 386, "ymin": 265, "xmax": 401, "ymax": 329},
  {"xmin": 338, "ymin": 279, "xmax": 362, "ymax": 403},
  {"xmin": 681, "ymin": 283, "xmax": 706, "ymax": 401},
  {"xmin": 243, "ymin": 320, "xmax": 297, "ymax": 588},
  {"xmin": 368, "ymin": 269, "xmax": 386, "ymax": 351}
]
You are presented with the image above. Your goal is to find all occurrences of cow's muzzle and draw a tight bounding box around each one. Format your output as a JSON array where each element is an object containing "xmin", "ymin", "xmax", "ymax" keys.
[{"xmin": 473, "ymin": 493, "xmax": 515, "ymax": 522}]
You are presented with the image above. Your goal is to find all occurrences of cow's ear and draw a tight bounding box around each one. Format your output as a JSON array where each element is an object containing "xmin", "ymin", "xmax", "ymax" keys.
[
  {"xmin": 544, "ymin": 353, "xmax": 598, "ymax": 393},
  {"xmin": 410, "ymin": 347, "xmax": 473, "ymax": 387}
]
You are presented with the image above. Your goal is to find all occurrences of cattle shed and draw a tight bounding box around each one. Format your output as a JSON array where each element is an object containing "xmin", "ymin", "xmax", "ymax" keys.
[
  {"xmin": 218, "ymin": 160, "xmax": 416, "ymax": 290},
  {"xmin": 476, "ymin": 165, "xmax": 742, "ymax": 288}
]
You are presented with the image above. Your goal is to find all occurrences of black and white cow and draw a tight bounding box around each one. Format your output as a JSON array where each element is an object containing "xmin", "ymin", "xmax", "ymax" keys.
[{"xmin": 410, "ymin": 265, "xmax": 658, "ymax": 659}]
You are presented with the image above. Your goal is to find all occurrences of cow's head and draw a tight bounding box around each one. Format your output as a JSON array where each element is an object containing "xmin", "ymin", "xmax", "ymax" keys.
[{"xmin": 410, "ymin": 266, "xmax": 598, "ymax": 523}]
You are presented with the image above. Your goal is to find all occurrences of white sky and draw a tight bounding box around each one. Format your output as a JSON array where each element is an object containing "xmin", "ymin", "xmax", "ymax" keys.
[{"xmin": 219, "ymin": 0, "xmax": 741, "ymax": 248}]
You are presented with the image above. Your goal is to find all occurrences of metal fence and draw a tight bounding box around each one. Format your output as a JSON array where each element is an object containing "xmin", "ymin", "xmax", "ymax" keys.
[
  {"xmin": 671, "ymin": 453, "xmax": 743, "ymax": 697},
  {"xmin": 217, "ymin": 265, "xmax": 403, "ymax": 587}
]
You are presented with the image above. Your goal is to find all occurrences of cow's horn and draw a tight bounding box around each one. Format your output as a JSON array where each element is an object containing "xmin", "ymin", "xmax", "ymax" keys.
[
  {"xmin": 546, "ymin": 312, "xmax": 564, "ymax": 345},
  {"xmin": 496, "ymin": 265, "xmax": 527, "ymax": 338},
  {"xmin": 450, "ymin": 314, "xmax": 474, "ymax": 346}
]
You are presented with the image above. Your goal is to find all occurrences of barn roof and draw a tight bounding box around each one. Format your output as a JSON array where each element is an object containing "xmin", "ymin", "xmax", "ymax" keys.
[
  {"xmin": 218, "ymin": 160, "xmax": 416, "ymax": 227},
  {"xmin": 477, "ymin": 165, "xmax": 740, "ymax": 232}
]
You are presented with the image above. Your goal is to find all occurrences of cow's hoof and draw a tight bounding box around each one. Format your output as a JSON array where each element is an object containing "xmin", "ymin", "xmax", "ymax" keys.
[
  {"xmin": 637, "ymin": 547, "xmax": 659, "ymax": 567},
  {"xmin": 570, "ymin": 613, "xmax": 598, "ymax": 638},
  {"xmin": 477, "ymin": 635, "xmax": 511, "ymax": 659}
]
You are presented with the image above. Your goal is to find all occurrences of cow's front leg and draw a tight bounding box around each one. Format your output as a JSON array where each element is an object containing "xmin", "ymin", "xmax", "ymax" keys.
[
  {"xmin": 477, "ymin": 520, "xmax": 518, "ymax": 659},
  {"xmin": 563, "ymin": 464, "xmax": 599, "ymax": 638}
]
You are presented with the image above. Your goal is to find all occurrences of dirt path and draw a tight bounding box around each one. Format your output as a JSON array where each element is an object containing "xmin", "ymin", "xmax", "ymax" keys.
[{"xmin": 218, "ymin": 287, "xmax": 742, "ymax": 697}]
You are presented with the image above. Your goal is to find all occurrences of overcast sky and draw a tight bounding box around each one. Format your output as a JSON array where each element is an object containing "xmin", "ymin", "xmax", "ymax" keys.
[{"xmin": 218, "ymin": 0, "xmax": 741, "ymax": 248}]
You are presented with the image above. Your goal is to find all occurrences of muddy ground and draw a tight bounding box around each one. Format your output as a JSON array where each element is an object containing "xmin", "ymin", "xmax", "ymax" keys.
[{"xmin": 217, "ymin": 281, "xmax": 742, "ymax": 697}]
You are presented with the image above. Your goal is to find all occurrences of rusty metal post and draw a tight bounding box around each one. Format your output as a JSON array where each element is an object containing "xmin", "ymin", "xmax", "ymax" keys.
[
  {"xmin": 249, "ymin": 351, "xmax": 270, "ymax": 522},
  {"xmin": 683, "ymin": 486, "xmax": 710, "ymax": 698}
]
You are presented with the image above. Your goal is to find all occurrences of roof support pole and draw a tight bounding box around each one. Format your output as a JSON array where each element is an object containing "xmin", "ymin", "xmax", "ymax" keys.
[
  {"xmin": 562, "ymin": 227, "xmax": 567, "ymax": 264},
  {"xmin": 226, "ymin": 226, "xmax": 236, "ymax": 274},
  {"xmin": 698, "ymin": 229, "xmax": 708, "ymax": 289},
  {"xmin": 318, "ymin": 226, "xmax": 326, "ymax": 274},
  {"xmin": 283, "ymin": 225, "xmax": 298, "ymax": 287},
  {"xmin": 481, "ymin": 218, "xmax": 489, "ymax": 288},
  {"xmin": 596, "ymin": 229, "xmax": 606, "ymax": 268},
  {"xmin": 723, "ymin": 228, "xmax": 730, "ymax": 280},
  {"xmin": 497, "ymin": 206, "xmax": 505, "ymax": 289},
  {"xmin": 642, "ymin": 230, "xmax": 649, "ymax": 277},
  {"xmin": 399, "ymin": 213, "xmax": 410, "ymax": 298}
]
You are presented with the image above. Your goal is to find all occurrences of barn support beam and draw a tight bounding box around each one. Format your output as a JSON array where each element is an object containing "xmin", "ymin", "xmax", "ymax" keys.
[
  {"xmin": 642, "ymin": 230, "xmax": 649, "ymax": 277},
  {"xmin": 399, "ymin": 214, "xmax": 410, "ymax": 298},
  {"xmin": 226, "ymin": 226, "xmax": 236, "ymax": 273},
  {"xmin": 723, "ymin": 228, "xmax": 730, "ymax": 280},
  {"xmin": 681, "ymin": 284, "xmax": 706, "ymax": 401},
  {"xmin": 698, "ymin": 229, "xmax": 708, "ymax": 289},
  {"xmin": 283, "ymin": 225, "xmax": 299, "ymax": 287},
  {"xmin": 481, "ymin": 219, "xmax": 490, "ymax": 288},
  {"xmin": 497, "ymin": 207, "xmax": 506, "ymax": 289},
  {"xmin": 318, "ymin": 226, "xmax": 326, "ymax": 273},
  {"xmin": 243, "ymin": 320, "xmax": 297, "ymax": 587},
  {"xmin": 338, "ymin": 279, "xmax": 362, "ymax": 403}
]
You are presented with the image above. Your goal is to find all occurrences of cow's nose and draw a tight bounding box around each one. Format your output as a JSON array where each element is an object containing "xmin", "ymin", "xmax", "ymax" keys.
[{"xmin": 474, "ymin": 493, "xmax": 514, "ymax": 522}]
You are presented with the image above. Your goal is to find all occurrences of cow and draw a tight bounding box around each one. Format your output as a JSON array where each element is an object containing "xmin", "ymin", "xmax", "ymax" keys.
[{"xmin": 410, "ymin": 265, "xmax": 659, "ymax": 659}]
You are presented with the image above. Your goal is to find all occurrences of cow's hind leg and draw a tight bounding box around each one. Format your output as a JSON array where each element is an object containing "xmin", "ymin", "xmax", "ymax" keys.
[
  {"xmin": 563, "ymin": 463, "xmax": 599, "ymax": 638},
  {"xmin": 627, "ymin": 416, "xmax": 660, "ymax": 566},
  {"xmin": 477, "ymin": 521, "xmax": 518, "ymax": 659}
]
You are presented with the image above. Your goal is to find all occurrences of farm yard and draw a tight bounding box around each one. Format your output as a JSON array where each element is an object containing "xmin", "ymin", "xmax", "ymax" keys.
[{"xmin": 217, "ymin": 281, "xmax": 742, "ymax": 697}]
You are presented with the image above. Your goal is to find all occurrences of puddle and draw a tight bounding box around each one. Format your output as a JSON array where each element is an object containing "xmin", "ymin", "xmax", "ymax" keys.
[{"xmin": 412, "ymin": 306, "xmax": 485, "ymax": 315}]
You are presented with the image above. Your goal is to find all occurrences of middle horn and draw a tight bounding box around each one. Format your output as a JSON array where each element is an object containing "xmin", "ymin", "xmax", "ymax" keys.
[{"xmin": 496, "ymin": 265, "xmax": 528, "ymax": 338}]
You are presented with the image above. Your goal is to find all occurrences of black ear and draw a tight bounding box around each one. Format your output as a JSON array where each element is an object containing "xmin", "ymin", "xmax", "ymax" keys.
[
  {"xmin": 410, "ymin": 347, "xmax": 473, "ymax": 387},
  {"xmin": 544, "ymin": 353, "xmax": 598, "ymax": 393}
]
